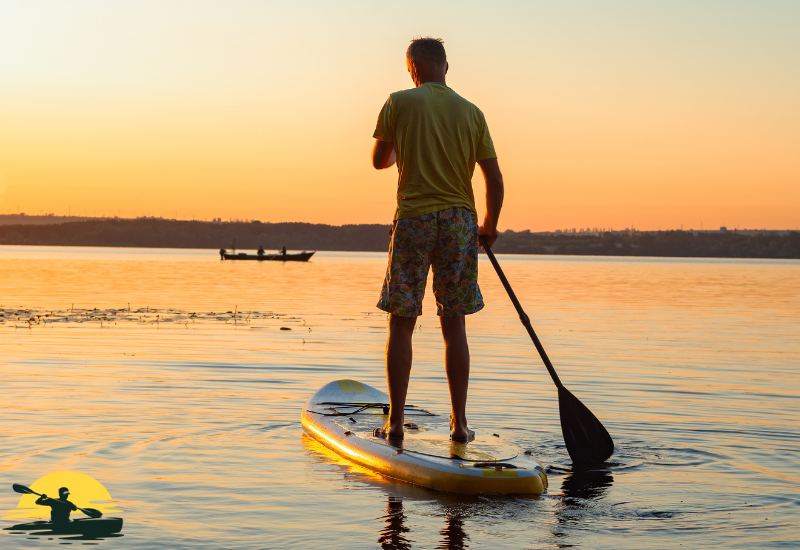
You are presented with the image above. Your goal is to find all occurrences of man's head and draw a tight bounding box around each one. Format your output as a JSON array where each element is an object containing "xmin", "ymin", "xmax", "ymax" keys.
[
  {"xmin": 58, "ymin": 487, "xmax": 70, "ymax": 499},
  {"xmin": 406, "ymin": 37, "xmax": 448, "ymax": 87}
]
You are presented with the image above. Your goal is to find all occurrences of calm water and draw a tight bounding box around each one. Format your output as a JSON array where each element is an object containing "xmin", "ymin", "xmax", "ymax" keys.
[{"xmin": 1, "ymin": 246, "xmax": 798, "ymax": 549}]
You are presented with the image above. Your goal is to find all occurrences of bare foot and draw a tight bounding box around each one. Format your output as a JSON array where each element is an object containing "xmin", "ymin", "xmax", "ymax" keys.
[
  {"xmin": 373, "ymin": 425, "xmax": 404, "ymax": 439},
  {"xmin": 450, "ymin": 429, "xmax": 475, "ymax": 443},
  {"xmin": 450, "ymin": 415, "xmax": 475, "ymax": 443}
]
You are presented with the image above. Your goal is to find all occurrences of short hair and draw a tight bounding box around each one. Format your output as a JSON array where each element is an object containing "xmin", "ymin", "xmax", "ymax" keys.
[{"xmin": 406, "ymin": 37, "xmax": 446, "ymax": 66}]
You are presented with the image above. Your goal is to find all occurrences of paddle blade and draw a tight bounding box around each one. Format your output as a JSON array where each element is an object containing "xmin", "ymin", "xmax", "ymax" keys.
[
  {"xmin": 558, "ymin": 386, "xmax": 614, "ymax": 467},
  {"xmin": 12, "ymin": 484, "xmax": 37, "ymax": 496},
  {"xmin": 80, "ymin": 507, "xmax": 103, "ymax": 519}
]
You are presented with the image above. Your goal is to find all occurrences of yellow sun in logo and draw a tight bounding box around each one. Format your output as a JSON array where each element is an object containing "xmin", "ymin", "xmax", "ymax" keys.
[{"xmin": 5, "ymin": 471, "xmax": 121, "ymax": 520}]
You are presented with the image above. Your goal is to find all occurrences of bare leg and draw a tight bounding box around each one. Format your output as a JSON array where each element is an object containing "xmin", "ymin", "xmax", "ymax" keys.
[
  {"xmin": 377, "ymin": 313, "xmax": 417, "ymax": 438},
  {"xmin": 440, "ymin": 315, "xmax": 473, "ymax": 441}
]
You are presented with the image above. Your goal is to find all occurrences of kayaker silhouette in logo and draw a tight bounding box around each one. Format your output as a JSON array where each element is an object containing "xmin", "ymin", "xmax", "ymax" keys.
[
  {"xmin": 8, "ymin": 479, "xmax": 123, "ymax": 538},
  {"xmin": 35, "ymin": 487, "xmax": 77, "ymax": 524}
]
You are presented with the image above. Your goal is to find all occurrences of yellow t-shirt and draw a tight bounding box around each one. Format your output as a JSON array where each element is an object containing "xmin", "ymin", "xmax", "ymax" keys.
[{"xmin": 373, "ymin": 82, "xmax": 497, "ymax": 221}]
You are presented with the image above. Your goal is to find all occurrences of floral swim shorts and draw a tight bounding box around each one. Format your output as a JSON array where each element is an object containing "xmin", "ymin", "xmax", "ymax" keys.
[{"xmin": 377, "ymin": 206, "xmax": 484, "ymax": 317}]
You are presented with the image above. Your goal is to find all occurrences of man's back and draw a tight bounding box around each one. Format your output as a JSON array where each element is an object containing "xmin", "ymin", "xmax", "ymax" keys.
[{"xmin": 374, "ymin": 82, "xmax": 495, "ymax": 221}]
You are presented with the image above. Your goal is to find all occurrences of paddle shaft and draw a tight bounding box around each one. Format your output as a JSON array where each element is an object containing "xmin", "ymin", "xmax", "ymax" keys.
[{"xmin": 480, "ymin": 237, "xmax": 563, "ymax": 389}]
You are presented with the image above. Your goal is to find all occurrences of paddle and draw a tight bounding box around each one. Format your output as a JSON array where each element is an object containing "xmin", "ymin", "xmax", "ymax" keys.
[
  {"xmin": 12, "ymin": 484, "xmax": 103, "ymax": 519},
  {"xmin": 479, "ymin": 236, "xmax": 614, "ymax": 467}
]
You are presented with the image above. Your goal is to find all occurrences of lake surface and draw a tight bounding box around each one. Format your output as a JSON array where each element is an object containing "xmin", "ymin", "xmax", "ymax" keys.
[{"xmin": 1, "ymin": 246, "xmax": 798, "ymax": 549}]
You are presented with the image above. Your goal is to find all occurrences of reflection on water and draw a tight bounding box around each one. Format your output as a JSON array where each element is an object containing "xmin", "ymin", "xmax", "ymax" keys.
[
  {"xmin": 436, "ymin": 508, "xmax": 469, "ymax": 550},
  {"xmin": 379, "ymin": 497, "xmax": 412, "ymax": 550},
  {"xmin": 560, "ymin": 467, "xmax": 614, "ymax": 503},
  {"xmin": 3, "ymin": 521, "xmax": 124, "ymax": 542},
  {"xmin": 1, "ymin": 246, "xmax": 799, "ymax": 549},
  {"xmin": 377, "ymin": 496, "xmax": 470, "ymax": 550}
]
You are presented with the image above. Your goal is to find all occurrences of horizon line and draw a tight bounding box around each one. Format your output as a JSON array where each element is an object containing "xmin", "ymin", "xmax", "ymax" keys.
[{"xmin": 0, "ymin": 213, "xmax": 795, "ymax": 234}]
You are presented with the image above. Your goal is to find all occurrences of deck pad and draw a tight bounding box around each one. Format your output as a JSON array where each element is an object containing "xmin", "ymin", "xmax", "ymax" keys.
[
  {"xmin": 307, "ymin": 379, "xmax": 518, "ymax": 462},
  {"xmin": 336, "ymin": 415, "xmax": 519, "ymax": 462}
]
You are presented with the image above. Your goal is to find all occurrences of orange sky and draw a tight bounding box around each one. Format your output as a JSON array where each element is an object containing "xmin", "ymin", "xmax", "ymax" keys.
[{"xmin": 0, "ymin": 1, "xmax": 798, "ymax": 231}]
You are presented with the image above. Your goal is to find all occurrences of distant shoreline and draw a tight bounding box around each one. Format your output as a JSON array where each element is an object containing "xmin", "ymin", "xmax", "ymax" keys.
[
  {"xmin": 0, "ymin": 213, "xmax": 792, "ymax": 236},
  {"xmin": 0, "ymin": 217, "xmax": 797, "ymax": 259}
]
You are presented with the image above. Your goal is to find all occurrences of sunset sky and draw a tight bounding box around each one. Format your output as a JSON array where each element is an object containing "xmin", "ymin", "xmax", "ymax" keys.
[{"xmin": 0, "ymin": 0, "xmax": 797, "ymax": 231}]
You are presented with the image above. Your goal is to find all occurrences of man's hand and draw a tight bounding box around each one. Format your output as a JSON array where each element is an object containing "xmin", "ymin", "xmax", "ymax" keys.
[
  {"xmin": 372, "ymin": 139, "xmax": 396, "ymax": 170},
  {"xmin": 477, "ymin": 157, "xmax": 504, "ymax": 249},
  {"xmin": 478, "ymin": 224, "xmax": 499, "ymax": 249}
]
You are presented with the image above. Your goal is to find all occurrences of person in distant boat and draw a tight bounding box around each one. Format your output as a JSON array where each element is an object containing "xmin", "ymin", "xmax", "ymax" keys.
[
  {"xmin": 371, "ymin": 37, "xmax": 504, "ymax": 442},
  {"xmin": 257, "ymin": 245, "xmax": 265, "ymax": 256},
  {"xmin": 281, "ymin": 246, "xmax": 287, "ymax": 256},
  {"xmin": 35, "ymin": 487, "xmax": 77, "ymax": 524},
  {"xmin": 219, "ymin": 248, "xmax": 226, "ymax": 260}
]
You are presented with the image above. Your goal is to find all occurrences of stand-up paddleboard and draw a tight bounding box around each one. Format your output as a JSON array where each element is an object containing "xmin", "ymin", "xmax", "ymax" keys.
[{"xmin": 302, "ymin": 380, "xmax": 548, "ymax": 494}]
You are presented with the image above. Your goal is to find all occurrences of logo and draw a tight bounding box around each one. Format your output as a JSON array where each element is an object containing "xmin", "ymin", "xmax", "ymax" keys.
[{"xmin": 4, "ymin": 472, "xmax": 122, "ymax": 540}]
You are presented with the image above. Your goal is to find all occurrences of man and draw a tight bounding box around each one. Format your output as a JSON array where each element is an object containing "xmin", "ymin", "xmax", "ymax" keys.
[
  {"xmin": 371, "ymin": 37, "xmax": 504, "ymax": 442},
  {"xmin": 35, "ymin": 487, "xmax": 78, "ymax": 524}
]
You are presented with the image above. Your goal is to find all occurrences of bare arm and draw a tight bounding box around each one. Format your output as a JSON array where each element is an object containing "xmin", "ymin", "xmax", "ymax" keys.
[
  {"xmin": 476, "ymin": 157, "xmax": 504, "ymax": 248},
  {"xmin": 371, "ymin": 139, "xmax": 397, "ymax": 170}
]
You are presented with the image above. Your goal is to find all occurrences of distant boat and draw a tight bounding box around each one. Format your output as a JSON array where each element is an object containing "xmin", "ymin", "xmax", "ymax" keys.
[{"xmin": 222, "ymin": 251, "xmax": 315, "ymax": 262}]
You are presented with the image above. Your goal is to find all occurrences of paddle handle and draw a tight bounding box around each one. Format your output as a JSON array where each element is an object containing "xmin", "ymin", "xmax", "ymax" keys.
[{"xmin": 480, "ymin": 236, "xmax": 564, "ymax": 389}]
